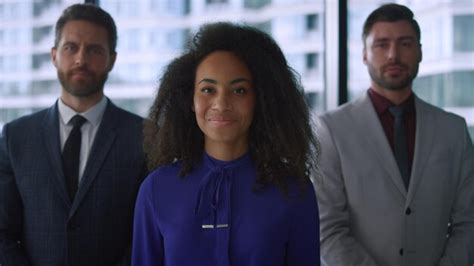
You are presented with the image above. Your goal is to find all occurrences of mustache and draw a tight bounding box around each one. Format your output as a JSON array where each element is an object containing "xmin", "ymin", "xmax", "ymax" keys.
[
  {"xmin": 70, "ymin": 67, "xmax": 92, "ymax": 75},
  {"xmin": 382, "ymin": 63, "xmax": 407, "ymax": 70}
]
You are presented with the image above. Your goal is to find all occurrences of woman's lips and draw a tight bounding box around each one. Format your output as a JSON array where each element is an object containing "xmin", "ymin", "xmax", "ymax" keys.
[{"xmin": 207, "ymin": 117, "xmax": 236, "ymax": 126}]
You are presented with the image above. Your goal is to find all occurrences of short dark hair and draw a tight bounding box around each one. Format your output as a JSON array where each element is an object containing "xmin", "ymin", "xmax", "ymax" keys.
[
  {"xmin": 144, "ymin": 22, "xmax": 319, "ymax": 195},
  {"xmin": 362, "ymin": 3, "xmax": 421, "ymax": 44},
  {"xmin": 54, "ymin": 3, "xmax": 117, "ymax": 53}
]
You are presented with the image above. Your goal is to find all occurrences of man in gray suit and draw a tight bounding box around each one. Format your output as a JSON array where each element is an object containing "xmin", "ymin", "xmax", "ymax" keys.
[
  {"xmin": 0, "ymin": 4, "xmax": 147, "ymax": 266},
  {"xmin": 316, "ymin": 3, "xmax": 474, "ymax": 266}
]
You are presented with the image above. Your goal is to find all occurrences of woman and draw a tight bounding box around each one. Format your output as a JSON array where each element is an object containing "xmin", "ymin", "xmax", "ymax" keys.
[{"xmin": 132, "ymin": 22, "xmax": 320, "ymax": 266}]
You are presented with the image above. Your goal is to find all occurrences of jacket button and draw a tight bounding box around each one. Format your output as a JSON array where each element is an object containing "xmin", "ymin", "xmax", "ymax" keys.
[
  {"xmin": 399, "ymin": 248, "xmax": 404, "ymax": 256},
  {"xmin": 405, "ymin": 207, "xmax": 412, "ymax": 215},
  {"xmin": 68, "ymin": 222, "xmax": 78, "ymax": 231}
]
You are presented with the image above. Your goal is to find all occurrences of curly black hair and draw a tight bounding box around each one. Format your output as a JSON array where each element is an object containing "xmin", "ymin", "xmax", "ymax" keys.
[{"xmin": 144, "ymin": 22, "xmax": 319, "ymax": 194}]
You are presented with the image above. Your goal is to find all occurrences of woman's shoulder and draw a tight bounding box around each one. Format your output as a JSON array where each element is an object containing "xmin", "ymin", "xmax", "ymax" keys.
[
  {"xmin": 140, "ymin": 161, "xmax": 183, "ymax": 189},
  {"xmin": 149, "ymin": 161, "xmax": 182, "ymax": 178},
  {"xmin": 285, "ymin": 178, "xmax": 317, "ymax": 205}
]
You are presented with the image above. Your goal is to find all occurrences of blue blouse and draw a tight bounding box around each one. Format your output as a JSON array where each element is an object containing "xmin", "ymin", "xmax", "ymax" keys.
[{"xmin": 132, "ymin": 153, "xmax": 320, "ymax": 266}]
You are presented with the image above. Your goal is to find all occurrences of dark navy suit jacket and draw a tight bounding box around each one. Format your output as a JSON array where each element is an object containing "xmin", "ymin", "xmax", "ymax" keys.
[{"xmin": 0, "ymin": 99, "xmax": 148, "ymax": 266}]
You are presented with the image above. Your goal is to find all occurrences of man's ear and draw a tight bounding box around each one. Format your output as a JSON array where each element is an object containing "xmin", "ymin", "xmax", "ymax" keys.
[
  {"xmin": 363, "ymin": 47, "xmax": 368, "ymax": 65},
  {"xmin": 51, "ymin": 47, "xmax": 58, "ymax": 68},
  {"xmin": 418, "ymin": 44, "xmax": 423, "ymax": 63},
  {"xmin": 107, "ymin": 52, "xmax": 117, "ymax": 72}
]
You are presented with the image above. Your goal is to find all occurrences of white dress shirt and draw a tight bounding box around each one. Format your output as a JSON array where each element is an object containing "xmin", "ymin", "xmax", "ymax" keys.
[{"xmin": 58, "ymin": 97, "xmax": 107, "ymax": 184}]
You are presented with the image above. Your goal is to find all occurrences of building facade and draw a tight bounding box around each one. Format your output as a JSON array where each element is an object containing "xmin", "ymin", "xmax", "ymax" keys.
[{"xmin": 0, "ymin": 0, "xmax": 322, "ymax": 128}]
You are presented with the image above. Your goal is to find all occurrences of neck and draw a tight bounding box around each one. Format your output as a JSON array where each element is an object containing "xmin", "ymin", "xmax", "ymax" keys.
[
  {"xmin": 60, "ymin": 90, "xmax": 104, "ymax": 113},
  {"xmin": 205, "ymin": 141, "xmax": 248, "ymax": 162},
  {"xmin": 371, "ymin": 84, "xmax": 412, "ymax": 105}
]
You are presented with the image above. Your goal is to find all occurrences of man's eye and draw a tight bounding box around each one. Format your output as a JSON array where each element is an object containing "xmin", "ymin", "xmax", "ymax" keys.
[
  {"xmin": 63, "ymin": 45, "xmax": 76, "ymax": 52},
  {"xmin": 90, "ymin": 47, "xmax": 105, "ymax": 55}
]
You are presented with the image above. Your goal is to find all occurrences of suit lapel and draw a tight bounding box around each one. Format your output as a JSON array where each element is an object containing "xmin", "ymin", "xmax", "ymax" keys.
[
  {"xmin": 69, "ymin": 100, "xmax": 118, "ymax": 217},
  {"xmin": 352, "ymin": 94, "xmax": 407, "ymax": 198},
  {"xmin": 406, "ymin": 97, "xmax": 436, "ymax": 205},
  {"xmin": 42, "ymin": 102, "xmax": 72, "ymax": 207}
]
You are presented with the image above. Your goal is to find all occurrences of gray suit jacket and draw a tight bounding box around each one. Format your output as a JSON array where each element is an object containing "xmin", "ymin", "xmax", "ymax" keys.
[
  {"xmin": 0, "ymin": 99, "xmax": 148, "ymax": 266},
  {"xmin": 315, "ymin": 93, "xmax": 474, "ymax": 266}
]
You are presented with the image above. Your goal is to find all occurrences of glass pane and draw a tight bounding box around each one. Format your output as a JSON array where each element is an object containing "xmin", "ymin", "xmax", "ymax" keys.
[{"xmin": 348, "ymin": 0, "xmax": 474, "ymax": 140}]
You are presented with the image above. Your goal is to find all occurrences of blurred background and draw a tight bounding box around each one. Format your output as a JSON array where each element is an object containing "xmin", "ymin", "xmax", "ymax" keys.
[{"xmin": 0, "ymin": 0, "xmax": 473, "ymax": 139}]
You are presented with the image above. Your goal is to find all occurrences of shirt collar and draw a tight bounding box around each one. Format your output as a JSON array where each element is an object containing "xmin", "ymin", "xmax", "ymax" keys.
[
  {"xmin": 368, "ymin": 88, "xmax": 415, "ymax": 115},
  {"xmin": 204, "ymin": 151, "xmax": 252, "ymax": 171},
  {"xmin": 58, "ymin": 96, "xmax": 108, "ymax": 126}
]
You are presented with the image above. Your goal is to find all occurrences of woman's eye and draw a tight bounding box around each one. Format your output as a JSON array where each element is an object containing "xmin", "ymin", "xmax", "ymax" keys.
[
  {"xmin": 201, "ymin": 87, "xmax": 214, "ymax": 93},
  {"xmin": 233, "ymin": 88, "xmax": 246, "ymax": 94}
]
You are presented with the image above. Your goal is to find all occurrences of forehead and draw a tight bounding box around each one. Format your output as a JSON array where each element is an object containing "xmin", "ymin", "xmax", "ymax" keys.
[
  {"xmin": 367, "ymin": 20, "xmax": 418, "ymax": 42},
  {"xmin": 59, "ymin": 20, "xmax": 109, "ymax": 47},
  {"xmin": 196, "ymin": 51, "xmax": 252, "ymax": 79}
]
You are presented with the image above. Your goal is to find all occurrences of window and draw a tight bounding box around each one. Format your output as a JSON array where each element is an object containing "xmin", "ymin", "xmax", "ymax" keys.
[
  {"xmin": 33, "ymin": 1, "xmax": 50, "ymax": 17},
  {"xmin": 249, "ymin": 21, "xmax": 272, "ymax": 35},
  {"xmin": 306, "ymin": 14, "xmax": 318, "ymax": 31},
  {"xmin": 305, "ymin": 92, "xmax": 320, "ymax": 110},
  {"xmin": 454, "ymin": 15, "xmax": 474, "ymax": 52},
  {"xmin": 31, "ymin": 80, "xmax": 59, "ymax": 95},
  {"xmin": 32, "ymin": 53, "xmax": 51, "ymax": 70},
  {"xmin": 167, "ymin": 30, "xmax": 187, "ymax": 50},
  {"xmin": 414, "ymin": 71, "xmax": 474, "ymax": 107},
  {"xmin": 306, "ymin": 53, "xmax": 318, "ymax": 71},
  {"xmin": 244, "ymin": 0, "xmax": 271, "ymax": 9},
  {"xmin": 33, "ymin": 26, "xmax": 53, "ymax": 44},
  {"xmin": 206, "ymin": 0, "xmax": 228, "ymax": 4}
]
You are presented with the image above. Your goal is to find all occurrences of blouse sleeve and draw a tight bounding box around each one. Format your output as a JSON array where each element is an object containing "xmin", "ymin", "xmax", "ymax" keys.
[
  {"xmin": 285, "ymin": 182, "xmax": 320, "ymax": 266},
  {"xmin": 132, "ymin": 175, "xmax": 164, "ymax": 266}
]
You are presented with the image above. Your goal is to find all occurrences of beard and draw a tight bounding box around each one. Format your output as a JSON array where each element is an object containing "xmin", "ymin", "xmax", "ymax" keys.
[
  {"xmin": 367, "ymin": 62, "xmax": 419, "ymax": 91},
  {"xmin": 57, "ymin": 67, "xmax": 108, "ymax": 98}
]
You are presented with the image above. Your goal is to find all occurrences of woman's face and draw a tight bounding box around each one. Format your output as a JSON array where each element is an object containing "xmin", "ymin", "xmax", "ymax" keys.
[{"xmin": 193, "ymin": 51, "xmax": 255, "ymax": 158}]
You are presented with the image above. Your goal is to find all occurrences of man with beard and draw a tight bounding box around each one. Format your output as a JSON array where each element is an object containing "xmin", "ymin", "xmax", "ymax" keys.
[
  {"xmin": 0, "ymin": 4, "xmax": 147, "ymax": 266},
  {"xmin": 315, "ymin": 3, "xmax": 474, "ymax": 266}
]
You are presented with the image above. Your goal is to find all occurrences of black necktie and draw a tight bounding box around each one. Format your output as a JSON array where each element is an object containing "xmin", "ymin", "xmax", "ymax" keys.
[
  {"xmin": 389, "ymin": 106, "xmax": 410, "ymax": 190},
  {"xmin": 63, "ymin": 115, "xmax": 87, "ymax": 200}
]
